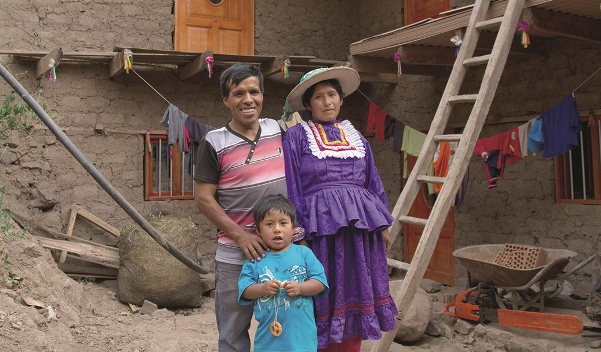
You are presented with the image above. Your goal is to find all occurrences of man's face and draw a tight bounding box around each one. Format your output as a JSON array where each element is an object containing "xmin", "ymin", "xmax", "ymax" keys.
[{"xmin": 223, "ymin": 76, "xmax": 263, "ymax": 131}]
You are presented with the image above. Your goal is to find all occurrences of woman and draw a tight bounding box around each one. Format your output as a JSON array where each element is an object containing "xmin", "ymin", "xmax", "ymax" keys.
[{"xmin": 282, "ymin": 67, "xmax": 398, "ymax": 351}]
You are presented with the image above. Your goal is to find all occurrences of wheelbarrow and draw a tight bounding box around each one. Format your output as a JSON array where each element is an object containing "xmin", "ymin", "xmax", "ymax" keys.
[{"xmin": 453, "ymin": 244, "xmax": 598, "ymax": 311}]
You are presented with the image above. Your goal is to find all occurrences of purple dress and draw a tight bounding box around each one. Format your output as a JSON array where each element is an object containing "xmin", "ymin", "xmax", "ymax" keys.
[{"xmin": 283, "ymin": 119, "xmax": 398, "ymax": 349}]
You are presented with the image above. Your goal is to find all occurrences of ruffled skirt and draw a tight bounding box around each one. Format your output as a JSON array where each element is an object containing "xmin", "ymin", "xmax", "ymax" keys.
[{"xmin": 310, "ymin": 227, "xmax": 398, "ymax": 349}]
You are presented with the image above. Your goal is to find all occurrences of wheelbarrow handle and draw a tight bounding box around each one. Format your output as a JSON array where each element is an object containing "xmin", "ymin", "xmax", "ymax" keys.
[{"xmin": 556, "ymin": 253, "xmax": 599, "ymax": 281}]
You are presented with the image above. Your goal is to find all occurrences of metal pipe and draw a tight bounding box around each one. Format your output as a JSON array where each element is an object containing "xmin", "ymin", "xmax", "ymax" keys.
[{"xmin": 0, "ymin": 63, "xmax": 210, "ymax": 274}]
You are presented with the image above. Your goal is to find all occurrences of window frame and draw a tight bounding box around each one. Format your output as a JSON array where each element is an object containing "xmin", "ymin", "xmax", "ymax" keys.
[
  {"xmin": 144, "ymin": 134, "xmax": 196, "ymax": 201},
  {"xmin": 554, "ymin": 114, "xmax": 601, "ymax": 204}
]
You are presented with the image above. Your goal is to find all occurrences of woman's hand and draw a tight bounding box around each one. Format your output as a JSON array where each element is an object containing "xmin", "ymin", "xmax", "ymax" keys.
[{"xmin": 382, "ymin": 228, "xmax": 392, "ymax": 255}]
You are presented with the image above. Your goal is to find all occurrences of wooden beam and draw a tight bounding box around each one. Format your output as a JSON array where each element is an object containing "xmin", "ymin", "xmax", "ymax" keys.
[
  {"xmin": 350, "ymin": 54, "xmax": 451, "ymax": 77},
  {"xmin": 478, "ymin": 31, "xmax": 550, "ymax": 58},
  {"xmin": 260, "ymin": 55, "xmax": 285, "ymax": 77},
  {"xmin": 35, "ymin": 47, "xmax": 62, "ymax": 79},
  {"xmin": 523, "ymin": 7, "xmax": 601, "ymax": 44},
  {"xmin": 178, "ymin": 50, "xmax": 213, "ymax": 80},
  {"xmin": 108, "ymin": 50, "xmax": 125, "ymax": 79}
]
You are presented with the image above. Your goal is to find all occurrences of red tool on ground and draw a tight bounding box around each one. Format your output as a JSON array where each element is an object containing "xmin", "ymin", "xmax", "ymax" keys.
[{"xmin": 444, "ymin": 283, "xmax": 584, "ymax": 335}]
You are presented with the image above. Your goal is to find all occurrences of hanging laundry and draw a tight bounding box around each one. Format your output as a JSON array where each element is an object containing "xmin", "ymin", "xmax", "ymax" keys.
[
  {"xmin": 541, "ymin": 93, "xmax": 582, "ymax": 158},
  {"xmin": 474, "ymin": 128, "xmax": 521, "ymax": 188},
  {"xmin": 433, "ymin": 141, "xmax": 459, "ymax": 193},
  {"xmin": 185, "ymin": 116, "xmax": 217, "ymax": 156},
  {"xmin": 160, "ymin": 104, "xmax": 188, "ymax": 152},
  {"xmin": 401, "ymin": 126, "xmax": 435, "ymax": 194},
  {"xmin": 527, "ymin": 116, "xmax": 544, "ymax": 154},
  {"xmin": 518, "ymin": 117, "xmax": 537, "ymax": 157},
  {"xmin": 392, "ymin": 120, "xmax": 405, "ymax": 154},
  {"xmin": 366, "ymin": 101, "xmax": 388, "ymax": 141},
  {"xmin": 384, "ymin": 115, "xmax": 396, "ymax": 140}
]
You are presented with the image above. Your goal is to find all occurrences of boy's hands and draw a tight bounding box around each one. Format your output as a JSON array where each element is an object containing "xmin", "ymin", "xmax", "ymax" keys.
[
  {"xmin": 282, "ymin": 281, "xmax": 301, "ymax": 297},
  {"xmin": 262, "ymin": 280, "xmax": 281, "ymax": 296}
]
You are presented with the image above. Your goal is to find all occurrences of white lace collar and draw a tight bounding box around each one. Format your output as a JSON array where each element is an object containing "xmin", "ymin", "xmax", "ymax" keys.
[{"xmin": 300, "ymin": 119, "xmax": 365, "ymax": 159}]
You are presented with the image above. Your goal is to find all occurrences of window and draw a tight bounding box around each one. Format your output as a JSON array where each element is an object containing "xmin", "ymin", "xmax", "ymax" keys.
[
  {"xmin": 144, "ymin": 134, "xmax": 196, "ymax": 200},
  {"xmin": 555, "ymin": 115, "xmax": 601, "ymax": 204}
]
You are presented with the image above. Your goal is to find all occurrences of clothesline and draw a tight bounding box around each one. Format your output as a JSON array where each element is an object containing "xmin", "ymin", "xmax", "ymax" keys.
[
  {"xmin": 573, "ymin": 66, "xmax": 601, "ymax": 92},
  {"xmin": 131, "ymin": 68, "xmax": 171, "ymax": 105}
]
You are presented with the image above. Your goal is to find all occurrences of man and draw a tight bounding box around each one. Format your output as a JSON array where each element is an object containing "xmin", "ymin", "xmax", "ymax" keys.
[{"xmin": 194, "ymin": 63, "xmax": 287, "ymax": 352}]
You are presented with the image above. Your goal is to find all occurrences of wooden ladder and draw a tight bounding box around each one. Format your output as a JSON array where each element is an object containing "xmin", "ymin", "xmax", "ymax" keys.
[{"xmin": 371, "ymin": 0, "xmax": 527, "ymax": 350}]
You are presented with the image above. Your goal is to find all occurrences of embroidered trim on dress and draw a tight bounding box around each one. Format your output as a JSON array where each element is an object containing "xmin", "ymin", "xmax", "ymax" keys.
[{"xmin": 301, "ymin": 119, "xmax": 365, "ymax": 159}]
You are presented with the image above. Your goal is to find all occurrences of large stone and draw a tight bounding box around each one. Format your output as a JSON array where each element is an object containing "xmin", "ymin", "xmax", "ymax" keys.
[{"xmin": 391, "ymin": 279, "xmax": 433, "ymax": 343}]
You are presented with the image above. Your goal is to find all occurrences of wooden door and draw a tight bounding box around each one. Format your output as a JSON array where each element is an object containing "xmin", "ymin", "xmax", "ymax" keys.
[
  {"xmin": 403, "ymin": 154, "xmax": 455, "ymax": 285},
  {"xmin": 404, "ymin": 0, "xmax": 450, "ymax": 25},
  {"xmin": 174, "ymin": 0, "xmax": 254, "ymax": 54}
]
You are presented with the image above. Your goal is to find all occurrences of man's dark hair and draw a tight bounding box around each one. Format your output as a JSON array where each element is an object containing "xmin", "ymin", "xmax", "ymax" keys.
[
  {"xmin": 301, "ymin": 79, "xmax": 344, "ymax": 108},
  {"xmin": 220, "ymin": 63, "xmax": 264, "ymax": 98},
  {"xmin": 253, "ymin": 194, "xmax": 297, "ymax": 230}
]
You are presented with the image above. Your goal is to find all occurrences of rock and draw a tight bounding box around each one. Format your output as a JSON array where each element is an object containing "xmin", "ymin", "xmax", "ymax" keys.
[
  {"xmin": 152, "ymin": 308, "xmax": 176, "ymax": 318},
  {"xmin": 454, "ymin": 319, "xmax": 475, "ymax": 335},
  {"xmin": 139, "ymin": 300, "xmax": 158, "ymax": 315},
  {"xmin": 590, "ymin": 339, "xmax": 601, "ymax": 349},
  {"xmin": 391, "ymin": 279, "xmax": 433, "ymax": 343},
  {"xmin": 420, "ymin": 279, "xmax": 442, "ymax": 293}
]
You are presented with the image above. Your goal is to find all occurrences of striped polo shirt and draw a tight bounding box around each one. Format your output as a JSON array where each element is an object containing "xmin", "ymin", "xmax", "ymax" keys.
[{"xmin": 194, "ymin": 118, "xmax": 287, "ymax": 264}]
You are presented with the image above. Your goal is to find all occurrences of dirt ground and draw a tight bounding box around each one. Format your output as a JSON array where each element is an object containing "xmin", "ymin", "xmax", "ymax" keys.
[{"xmin": 0, "ymin": 220, "xmax": 600, "ymax": 352}]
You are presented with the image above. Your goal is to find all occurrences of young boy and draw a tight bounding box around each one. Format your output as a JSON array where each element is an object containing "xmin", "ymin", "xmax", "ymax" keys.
[{"xmin": 238, "ymin": 194, "xmax": 329, "ymax": 352}]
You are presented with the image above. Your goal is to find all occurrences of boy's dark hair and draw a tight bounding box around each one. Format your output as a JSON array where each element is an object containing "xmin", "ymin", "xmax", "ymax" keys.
[
  {"xmin": 220, "ymin": 63, "xmax": 265, "ymax": 98},
  {"xmin": 301, "ymin": 78, "xmax": 344, "ymax": 108},
  {"xmin": 253, "ymin": 194, "xmax": 297, "ymax": 229}
]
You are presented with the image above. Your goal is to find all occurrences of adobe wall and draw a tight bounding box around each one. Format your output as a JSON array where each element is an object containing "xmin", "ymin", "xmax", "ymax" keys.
[{"xmin": 0, "ymin": 1, "xmax": 402, "ymax": 269}]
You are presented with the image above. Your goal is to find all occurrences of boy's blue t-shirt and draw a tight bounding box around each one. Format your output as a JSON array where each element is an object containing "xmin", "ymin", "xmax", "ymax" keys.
[{"xmin": 238, "ymin": 244, "xmax": 329, "ymax": 352}]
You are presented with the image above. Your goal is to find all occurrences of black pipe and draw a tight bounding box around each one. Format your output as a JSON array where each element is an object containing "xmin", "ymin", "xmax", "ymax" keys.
[{"xmin": 0, "ymin": 63, "xmax": 210, "ymax": 274}]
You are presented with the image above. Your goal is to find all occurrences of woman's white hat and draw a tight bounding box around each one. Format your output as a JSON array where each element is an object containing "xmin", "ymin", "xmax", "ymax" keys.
[{"xmin": 286, "ymin": 66, "xmax": 361, "ymax": 112}]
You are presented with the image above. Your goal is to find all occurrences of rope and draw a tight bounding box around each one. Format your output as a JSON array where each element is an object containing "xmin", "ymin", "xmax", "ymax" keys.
[
  {"xmin": 130, "ymin": 68, "xmax": 171, "ymax": 105},
  {"xmin": 573, "ymin": 66, "xmax": 601, "ymax": 93}
]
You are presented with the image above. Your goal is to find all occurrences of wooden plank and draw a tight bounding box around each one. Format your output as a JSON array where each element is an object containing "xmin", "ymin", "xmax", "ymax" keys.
[
  {"xmin": 108, "ymin": 50, "xmax": 125, "ymax": 79},
  {"xmin": 349, "ymin": 0, "xmax": 556, "ymax": 55},
  {"xmin": 35, "ymin": 47, "xmax": 62, "ymax": 79},
  {"xmin": 73, "ymin": 206, "xmax": 120, "ymax": 237},
  {"xmin": 259, "ymin": 55, "xmax": 285, "ymax": 77},
  {"xmin": 523, "ymin": 7, "xmax": 601, "ymax": 44},
  {"xmin": 36, "ymin": 237, "xmax": 120, "ymax": 268},
  {"xmin": 8, "ymin": 210, "xmax": 118, "ymax": 253},
  {"xmin": 59, "ymin": 204, "xmax": 80, "ymax": 263},
  {"xmin": 57, "ymin": 262, "xmax": 118, "ymax": 278},
  {"xmin": 178, "ymin": 50, "xmax": 213, "ymax": 80}
]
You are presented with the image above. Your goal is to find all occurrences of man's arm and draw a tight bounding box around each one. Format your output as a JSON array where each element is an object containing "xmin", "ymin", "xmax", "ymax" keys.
[{"xmin": 194, "ymin": 180, "xmax": 267, "ymax": 262}]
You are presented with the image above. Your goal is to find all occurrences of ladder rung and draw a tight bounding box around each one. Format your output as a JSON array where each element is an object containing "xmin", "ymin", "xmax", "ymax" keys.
[
  {"xmin": 387, "ymin": 258, "xmax": 410, "ymax": 271},
  {"xmin": 476, "ymin": 17, "xmax": 503, "ymax": 31},
  {"xmin": 464, "ymin": 54, "xmax": 491, "ymax": 67},
  {"xmin": 448, "ymin": 94, "xmax": 478, "ymax": 103},
  {"xmin": 417, "ymin": 175, "xmax": 445, "ymax": 184},
  {"xmin": 434, "ymin": 134, "xmax": 462, "ymax": 142},
  {"xmin": 398, "ymin": 215, "xmax": 428, "ymax": 227}
]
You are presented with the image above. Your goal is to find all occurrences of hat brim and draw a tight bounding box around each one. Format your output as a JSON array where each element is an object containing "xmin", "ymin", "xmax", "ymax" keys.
[{"xmin": 286, "ymin": 67, "xmax": 361, "ymax": 112}]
